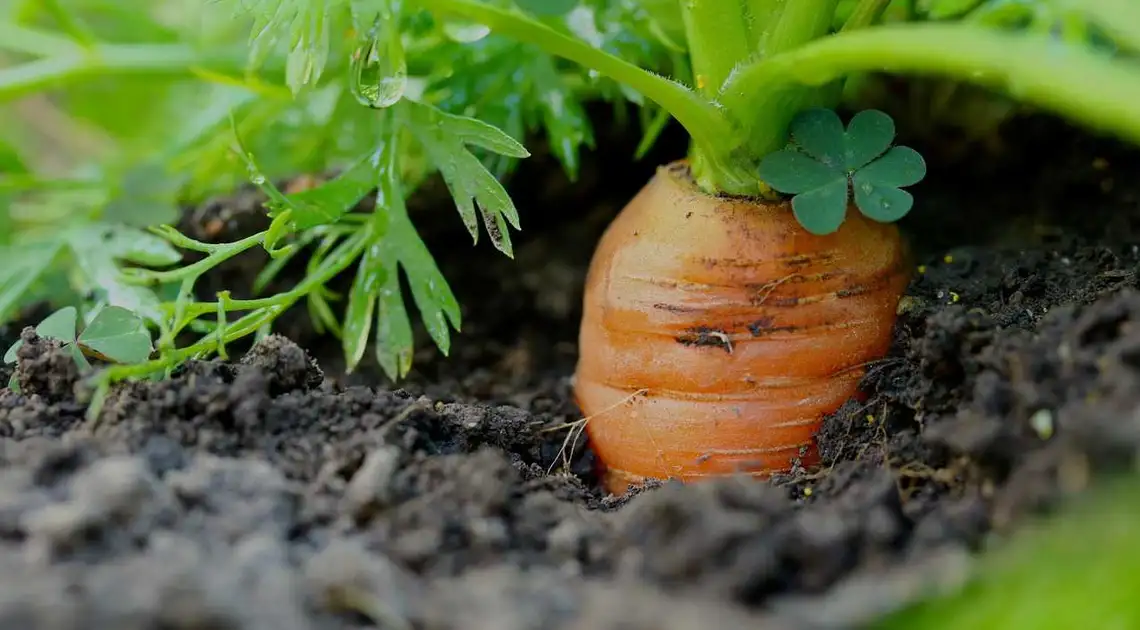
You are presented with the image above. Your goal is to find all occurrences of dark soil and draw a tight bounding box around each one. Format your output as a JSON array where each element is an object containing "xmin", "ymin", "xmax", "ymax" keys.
[{"xmin": 3, "ymin": 109, "xmax": 1140, "ymax": 630}]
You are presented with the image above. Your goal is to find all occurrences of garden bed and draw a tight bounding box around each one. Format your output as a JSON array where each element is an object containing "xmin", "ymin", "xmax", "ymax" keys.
[{"xmin": 1, "ymin": 111, "xmax": 1140, "ymax": 629}]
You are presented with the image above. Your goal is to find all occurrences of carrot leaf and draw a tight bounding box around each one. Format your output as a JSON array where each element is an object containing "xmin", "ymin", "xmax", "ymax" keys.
[
  {"xmin": 758, "ymin": 107, "xmax": 926, "ymax": 235},
  {"xmin": 405, "ymin": 100, "xmax": 529, "ymax": 259}
]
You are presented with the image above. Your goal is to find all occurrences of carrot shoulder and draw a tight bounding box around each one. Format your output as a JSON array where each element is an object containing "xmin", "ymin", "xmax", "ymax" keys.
[{"xmin": 573, "ymin": 162, "xmax": 909, "ymax": 494}]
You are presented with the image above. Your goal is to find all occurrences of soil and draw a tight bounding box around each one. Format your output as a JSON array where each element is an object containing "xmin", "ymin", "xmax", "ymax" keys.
[{"xmin": 3, "ymin": 108, "xmax": 1140, "ymax": 630}]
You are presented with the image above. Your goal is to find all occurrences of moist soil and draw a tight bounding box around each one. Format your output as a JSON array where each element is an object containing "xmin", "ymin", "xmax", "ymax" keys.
[{"xmin": 2, "ymin": 110, "xmax": 1140, "ymax": 629}]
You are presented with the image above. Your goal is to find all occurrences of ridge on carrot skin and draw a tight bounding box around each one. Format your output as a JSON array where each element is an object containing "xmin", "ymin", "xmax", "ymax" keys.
[{"xmin": 573, "ymin": 162, "xmax": 910, "ymax": 494}]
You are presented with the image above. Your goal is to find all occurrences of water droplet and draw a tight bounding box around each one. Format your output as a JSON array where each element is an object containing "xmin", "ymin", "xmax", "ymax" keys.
[
  {"xmin": 442, "ymin": 19, "xmax": 490, "ymax": 43},
  {"xmin": 349, "ymin": 12, "xmax": 407, "ymax": 108}
]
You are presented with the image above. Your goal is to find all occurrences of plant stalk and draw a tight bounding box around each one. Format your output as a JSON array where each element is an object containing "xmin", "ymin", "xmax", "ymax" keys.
[
  {"xmin": 416, "ymin": 0, "xmax": 756, "ymax": 194},
  {"xmin": 680, "ymin": 0, "xmax": 752, "ymax": 97},
  {"xmin": 727, "ymin": 0, "xmax": 840, "ymax": 162},
  {"xmin": 720, "ymin": 23, "xmax": 1140, "ymax": 148}
]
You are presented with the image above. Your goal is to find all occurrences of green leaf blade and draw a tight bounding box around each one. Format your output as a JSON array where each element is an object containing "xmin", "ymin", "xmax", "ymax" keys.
[
  {"xmin": 342, "ymin": 243, "xmax": 385, "ymax": 373},
  {"xmin": 406, "ymin": 101, "xmax": 527, "ymax": 257},
  {"xmin": 789, "ymin": 108, "xmax": 846, "ymax": 168},
  {"xmin": 400, "ymin": 243, "xmax": 461, "ymax": 357},
  {"xmin": 0, "ymin": 241, "xmax": 63, "ymax": 325},
  {"xmin": 791, "ymin": 178, "xmax": 850, "ymax": 236},
  {"xmin": 844, "ymin": 109, "xmax": 896, "ymax": 170},
  {"xmin": 287, "ymin": 152, "xmax": 381, "ymax": 229},
  {"xmin": 758, "ymin": 150, "xmax": 844, "ymax": 195},
  {"xmin": 448, "ymin": 114, "xmax": 531, "ymax": 159},
  {"xmin": 374, "ymin": 267, "xmax": 415, "ymax": 382},
  {"xmin": 3, "ymin": 306, "xmax": 78, "ymax": 364},
  {"xmin": 853, "ymin": 180, "xmax": 914, "ymax": 223},
  {"xmin": 857, "ymin": 146, "xmax": 928, "ymax": 188},
  {"xmin": 76, "ymin": 306, "xmax": 153, "ymax": 364}
]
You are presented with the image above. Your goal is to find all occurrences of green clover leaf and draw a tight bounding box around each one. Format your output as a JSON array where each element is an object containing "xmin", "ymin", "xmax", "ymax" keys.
[
  {"xmin": 757, "ymin": 108, "xmax": 927, "ymax": 235},
  {"xmin": 3, "ymin": 305, "xmax": 151, "ymax": 371},
  {"xmin": 76, "ymin": 306, "xmax": 154, "ymax": 365}
]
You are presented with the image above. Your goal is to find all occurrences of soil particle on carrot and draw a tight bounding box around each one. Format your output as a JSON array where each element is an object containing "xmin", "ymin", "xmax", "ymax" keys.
[{"xmin": 1, "ymin": 113, "xmax": 1140, "ymax": 629}]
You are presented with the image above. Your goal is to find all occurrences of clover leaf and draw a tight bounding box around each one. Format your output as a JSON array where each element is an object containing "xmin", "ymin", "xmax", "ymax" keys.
[
  {"xmin": 3, "ymin": 305, "xmax": 153, "ymax": 371},
  {"xmin": 757, "ymin": 108, "xmax": 927, "ymax": 235}
]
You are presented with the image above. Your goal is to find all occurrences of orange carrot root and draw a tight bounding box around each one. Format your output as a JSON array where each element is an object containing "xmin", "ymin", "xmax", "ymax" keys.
[{"xmin": 573, "ymin": 162, "xmax": 909, "ymax": 495}]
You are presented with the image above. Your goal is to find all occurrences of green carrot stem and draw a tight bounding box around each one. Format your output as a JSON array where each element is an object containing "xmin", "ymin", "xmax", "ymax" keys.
[{"xmin": 721, "ymin": 23, "xmax": 1140, "ymax": 151}]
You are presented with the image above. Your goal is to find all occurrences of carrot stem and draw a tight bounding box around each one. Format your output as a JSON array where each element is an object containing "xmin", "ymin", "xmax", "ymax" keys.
[
  {"xmin": 416, "ymin": 0, "xmax": 742, "ymax": 188},
  {"xmin": 724, "ymin": 0, "xmax": 840, "ymax": 164},
  {"xmin": 680, "ymin": 0, "xmax": 753, "ymax": 98},
  {"xmin": 720, "ymin": 23, "xmax": 1140, "ymax": 150},
  {"xmin": 839, "ymin": 0, "xmax": 893, "ymax": 31}
]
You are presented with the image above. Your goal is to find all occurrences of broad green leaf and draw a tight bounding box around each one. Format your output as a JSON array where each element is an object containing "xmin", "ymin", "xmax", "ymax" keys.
[
  {"xmin": 515, "ymin": 0, "xmax": 578, "ymax": 17},
  {"xmin": 853, "ymin": 181, "xmax": 914, "ymax": 223},
  {"xmin": 758, "ymin": 150, "xmax": 843, "ymax": 194},
  {"xmin": 844, "ymin": 109, "xmax": 895, "ymax": 170},
  {"xmin": 792, "ymin": 178, "xmax": 850, "ymax": 235},
  {"xmin": 34, "ymin": 307, "xmax": 79, "ymax": 343},
  {"xmin": 77, "ymin": 306, "xmax": 153, "ymax": 364},
  {"xmin": 856, "ymin": 146, "xmax": 928, "ymax": 188},
  {"xmin": 4, "ymin": 305, "xmax": 79, "ymax": 364},
  {"xmin": 789, "ymin": 108, "xmax": 846, "ymax": 168},
  {"xmin": 0, "ymin": 240, "xmax": 63, "ymax": 325},
  {"xmin": 406, "ymin": 101, "xmax": 527, "ymax": 258}
]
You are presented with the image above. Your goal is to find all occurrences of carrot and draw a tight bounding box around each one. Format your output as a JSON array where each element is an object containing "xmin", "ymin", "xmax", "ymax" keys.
[{"xmin": 573, "ymin": 162, "xmax": 909, "ymax": 494}]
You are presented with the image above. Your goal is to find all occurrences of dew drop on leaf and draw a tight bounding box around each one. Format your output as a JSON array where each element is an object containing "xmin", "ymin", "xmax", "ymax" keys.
[
  {"xmin": 442, "ymin": 19, "xmax": 490, "ymax": 43},
  {"xmin": 350, "ymin": 13, "xmax": 408, "ymax": 108}
]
